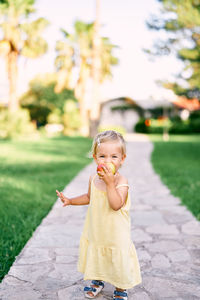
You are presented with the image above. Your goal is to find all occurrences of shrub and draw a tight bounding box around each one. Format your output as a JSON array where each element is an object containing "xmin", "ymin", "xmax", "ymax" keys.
[
  {"xmin": 134, "ymin": 118, "xmax": 148, "ymax": 133},
  {"xmin": 188, "ymin": 111, "xmax": 200, "ymax": 133},
  {"xmin": 169, "ymin": 120, "xmax": 191, "ymax": 134},
  {"xmin": 0, "ymin": 109, "xmax": 35, "ymax": 139},
  {"xmin": 134, "ymin": 114, "xmax": 200, "ymax": 134},
  {"xmin": 62, "ymin": 100, "xmax": 81, "ymax": 135}
]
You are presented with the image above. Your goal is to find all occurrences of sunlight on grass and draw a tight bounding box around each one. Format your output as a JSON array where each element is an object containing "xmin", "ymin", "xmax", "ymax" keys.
[
  {"xmin": 0, "ymin": 136, "xmax": 92, "ymax": 282},
  {"xmin": 150, "ymin": 134, "xmax": 200, "ymax": 221}
]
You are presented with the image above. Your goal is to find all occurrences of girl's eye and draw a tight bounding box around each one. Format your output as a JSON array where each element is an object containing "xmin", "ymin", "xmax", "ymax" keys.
[
  {"xmin": 112, "ymin": 156, "xmax": 117, "ymax": 158},
  {"xmin": 99, "ymin": 155, "xmax": 105, "ymax": 158}
]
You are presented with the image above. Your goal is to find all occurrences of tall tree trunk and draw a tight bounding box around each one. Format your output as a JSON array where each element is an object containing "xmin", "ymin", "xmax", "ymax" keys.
[
  {"xmin": 7, "ymin": 51, "xmax": 18, "ymax": 112},
  {"xmin": 75, "ymin": 78, "xmax": 89, "ymax": 137},
  {"xmin": 90, "ymin": 0, "xmax": 101, "ymax": 137}
]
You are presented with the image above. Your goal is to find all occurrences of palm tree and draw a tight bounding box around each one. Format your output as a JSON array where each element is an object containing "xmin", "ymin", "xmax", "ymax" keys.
[
  {"xmin": 74, "ymin": 21, "xmax": 94, "ymax": 136},
  {"xmin": 0, "ymin": 0, "xmax": 49, "ymax": 112},
  {"xmin": 89, "ymin": 0, "xmax": 118, "ymax": 136},
  {"xmin": 90, "ymin": 0, "xmax": 101, "ymax": 137},
  {"xmin": 55, "ymin": 22, "xmax": 94, "ymax": 136},
  {"xmin": 54, "ymin": 18, "xmax": 118, "ymax": 136},
  {"xmin": 54, "ymin": 30, "xmax": 75, "ymax": 93}
]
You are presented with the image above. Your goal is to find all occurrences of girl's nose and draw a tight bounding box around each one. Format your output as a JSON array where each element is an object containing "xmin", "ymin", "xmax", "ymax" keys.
[{"xmin": 105, "ymin": 160, "xmax": 111, "ymax": 164}]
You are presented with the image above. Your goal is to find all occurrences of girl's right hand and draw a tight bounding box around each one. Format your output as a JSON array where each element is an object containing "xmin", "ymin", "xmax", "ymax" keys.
[{"xmin": 56, "ymin": 190, "xmax": 71, "ymax": 206}]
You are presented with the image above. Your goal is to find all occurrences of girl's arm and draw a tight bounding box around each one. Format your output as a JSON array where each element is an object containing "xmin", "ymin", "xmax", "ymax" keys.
[
  {"xmin": 56, "ymin": 176, "xmax": 92, "ymax": 206},
  {"xmin": 98, "ymin": 166, "xmax": 128, "ymax": 211},
  {"xmin": 106, "ymin": 180, "xmax": 128, "ymax": 211}
]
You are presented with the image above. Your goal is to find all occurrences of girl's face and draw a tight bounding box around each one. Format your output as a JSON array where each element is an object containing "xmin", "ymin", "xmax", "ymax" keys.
[{"xmin": 93, "ymin": 141, "xmax": 126, "ymax": 173}]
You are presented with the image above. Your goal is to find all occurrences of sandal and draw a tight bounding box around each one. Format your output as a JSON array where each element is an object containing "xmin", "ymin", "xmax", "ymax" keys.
[
  {"xmin": 84, "ymin": 280, "xmax": 104, "ymax": 299},
  {"xmin": 113, "ymin": 290, "xmax": 128, "ymax": 300}
]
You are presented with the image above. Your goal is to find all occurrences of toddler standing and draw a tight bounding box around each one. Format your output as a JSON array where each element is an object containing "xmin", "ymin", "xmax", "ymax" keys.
[{"xmin": 56, "ymin": 130, "xmax": 141, "ymax": 299}]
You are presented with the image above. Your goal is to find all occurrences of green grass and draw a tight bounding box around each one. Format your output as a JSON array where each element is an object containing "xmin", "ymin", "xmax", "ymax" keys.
[
  {"xmin": 0, "ymin": 136, "xmax": 92, "ymax": 282},
  {"xmin": 150, "ymin": 134, "xmax": 200, "ymax": 220}
]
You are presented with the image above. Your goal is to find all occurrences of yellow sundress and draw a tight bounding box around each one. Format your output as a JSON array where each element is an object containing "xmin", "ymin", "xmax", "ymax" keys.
[{"xmin": 78, "ymin": 175, "xmax": 142, "ymax": 289}]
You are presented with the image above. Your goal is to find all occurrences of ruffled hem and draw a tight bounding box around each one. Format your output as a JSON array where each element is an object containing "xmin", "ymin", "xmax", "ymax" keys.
[{"xmin": 78, "ymin": 236, "xmax": 142, "ymax": 289}]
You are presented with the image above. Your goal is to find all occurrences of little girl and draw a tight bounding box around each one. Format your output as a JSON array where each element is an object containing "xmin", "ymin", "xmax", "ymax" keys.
[{"xmin": 56, "ymin": 130, "xmax": 141, "ymax": 299}]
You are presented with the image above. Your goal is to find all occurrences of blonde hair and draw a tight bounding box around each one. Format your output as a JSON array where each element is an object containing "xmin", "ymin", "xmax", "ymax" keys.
[{"xmin": 92, "ymin": 130, "xmax": 126, "ymax": 156}]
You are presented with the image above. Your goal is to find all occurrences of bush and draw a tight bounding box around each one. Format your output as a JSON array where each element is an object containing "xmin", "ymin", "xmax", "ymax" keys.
[
  {"xmin": 0, "ymin": 109, "xmax": 35, "ymax": 139},
  {"xmin": 135, "ymin": 113, "xmax": 200, "ymax": 135},
  {"xmin": 134, "ymin": 118, "xmax": 148, "ymax": 133},
  {"xmin": 189, "ymin": 118, "xmax": 200, "ymax": 133},
  {"xmin": 20, "ymin": 75, "xmax": 76, "ymax": 127},
  {"xmin": 169, "ymin": 120, "xmax": 191, "ymax": 134},
  {"xmin": 62, "ymin": 100, "xmax": 81, "ymax": 135},
  {"xmin": 189, "ymin": 111, "xmax": 200, "ymax": 133}
]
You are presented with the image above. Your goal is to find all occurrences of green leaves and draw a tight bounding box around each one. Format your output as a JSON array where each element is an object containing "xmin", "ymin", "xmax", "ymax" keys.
[{"xmin": 146, "ymin": 0, "xmax": 200, "ymax": 98}]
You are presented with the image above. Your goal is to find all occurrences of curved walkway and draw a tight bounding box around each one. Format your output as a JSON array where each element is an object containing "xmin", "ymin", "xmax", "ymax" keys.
[{"xmin": 0, "ymin": 134, "xmax": 200, "ymax": 300}]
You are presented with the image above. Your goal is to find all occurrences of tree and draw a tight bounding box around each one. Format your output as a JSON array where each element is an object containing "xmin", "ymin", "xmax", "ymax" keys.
[
  {"xmin": 54, "ymin": 34, "xmax": 75, "ymax": 93},
  {"xmin": 0, "ymin": 0, "xmax": 49, "ymax": 112},
  {"xmin": 20, "ymin": 73, "xmax": 75, "ymax": 127},
  {"xmin": 146, "ymin": 0, "xmax": 200, "ymax": 101},
  {"xmin": 90, "ymin": 0, "xmax": 101, "ymax": 137},
  {"xmin": 54, "ymin": 20, "xmax": 118, "ymax": 136}
]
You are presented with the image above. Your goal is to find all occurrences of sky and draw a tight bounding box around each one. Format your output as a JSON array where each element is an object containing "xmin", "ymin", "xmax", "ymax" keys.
[{"xmin": 0, "ymin": 0, "xmax": 183, "ymax": 106}]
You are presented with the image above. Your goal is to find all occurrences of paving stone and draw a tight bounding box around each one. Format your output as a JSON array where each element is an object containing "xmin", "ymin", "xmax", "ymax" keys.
[
  {"xmin": 142, "ymin": 276, "xmax": 200, "ymax": 298},
  {"xmin": 162, "ymin": 211, "xmax": 193, "ymax": 224},
  {"xmin": 167, "ymin": 249, "xmax": 191, "ymax": 262},
  {"xmin": 182, "ymin": 236, "xmax": 200, "ymax": 249},
  {"xmin": 30, "ymin": 231, "xmax": 80, "ymax": 248},
  {"xmin": 129, "ymin": 291, "xmax": 151, "ymax": 300},
  {"xmin": 58, "ymin": 284, "xmax": 85, "ymax": 300},
  {"xmin": 48, "ymin": 263, "xmax": 82, "ymax": 284},
  {"xmin": 8, "ymin": 264, "xmax": 51, "ymax": 283},
  {"xmin": 146, "ymin": 224, "xmax": 179, "ymax": 235},
  {"xmin": 1, "ymin": 275, "xmax": 32, "ymax": 287},
  {"xmin": 58, "ymin": 281, "xmax": 113, "ymax": 300},
  {"xmin": 190, "ymin": 249, "xmax": 200, "ymax": 263},
  {"xmin": 132, "ymin": 211, "xmax": 166, "ymax": 227},
  {"xmin": 137, "ymin": 250, "xmax": 151, "ymax": 261},
  {"xmin": 158, "ymin": 205, "xmax": 190, "ymax": 214},
  {"xmin": 132, "ymin": 229, "xmax": 153, "ymax": 243},
  {"xmin": 151, "ymin": 254, "xmax": 171, "ymax": 268},
  {"xmin": 56, "ymin": 255, "xmax": 77, "ymax": 264},
  {"xmin": 34, "ymin": 277, "xmax": 69, "ymax": 294},
  {"xmin": 156, "ymin": 234, "xmax": 184, "ymax": 241},
  {"xmin": 146, "ymin": 240, "xmax": 184, "ymax": 253},
  {"xmin": 134, "ymin": 204, "xmax": 153, "ymax": 211},
  {"xmin": 143, "ymin": 196, "xmax": 180, "ymax": 206},
  {"xmin": 15, "ymin": 248, "xmax": 51, "ymax": 265},
  {"xmin": 54, "ymin": 247, "xmax": 79, "ymax": 257},
  {"xmin": 0, "ymin": 284, "xmax": 42, "ymax": 300},
  {"xmin": 181, "ymin": 220, "xmax": 200, "ymax": 236},
  {"xmin": 146, "ymin": 267, "xmax": 199, "ymax": 286}
]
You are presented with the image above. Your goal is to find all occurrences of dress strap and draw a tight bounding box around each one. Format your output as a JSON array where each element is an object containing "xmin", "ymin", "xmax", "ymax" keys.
[
  {"xmin": 116, "ymin": 184, "xmax": 129, "ymax": 189},
  {"xmin": 92, "ymin": 173, "xmax": 98, "ymax": 182}
]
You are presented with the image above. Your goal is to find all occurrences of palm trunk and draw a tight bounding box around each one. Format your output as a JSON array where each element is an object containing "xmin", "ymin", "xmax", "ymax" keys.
[
  {"xmin": 90, "ymin": 0, "xmax": 101, "ymax": 137},
  {"xmin": 7, "ymin": 51, "xmax": 18, "ymax": 112},
  {"xmin": 75, "ymin": 73, "xmax": 89, "ymax": 137}
]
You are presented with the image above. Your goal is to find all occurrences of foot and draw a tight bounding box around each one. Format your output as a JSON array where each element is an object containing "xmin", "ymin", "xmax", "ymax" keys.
[
  {"xmin": 84, "ymin": 280, "xmax": 104, "ymax": 298},
  {"xmin": 113, "ymin": 289, "xmax": 128, "ymax": 299}
]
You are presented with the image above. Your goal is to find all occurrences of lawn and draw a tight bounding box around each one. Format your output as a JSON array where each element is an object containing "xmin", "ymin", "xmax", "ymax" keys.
[
  {"xmin": 0, "ymin": 136, "xmax": 92, "ymax": 282},
  {"xmin": 150, "ymin": 134, "xmax": 200, "ymax": 221}
]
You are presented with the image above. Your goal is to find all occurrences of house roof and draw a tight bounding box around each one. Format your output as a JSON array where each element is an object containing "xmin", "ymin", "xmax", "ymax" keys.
[
  {"xmin": 172, "ymin": 97, "xmax": 200, "ymax": 111},
  {"xmin": 101, "ymin": 97, "xmax": 173, "ymax": 109}
]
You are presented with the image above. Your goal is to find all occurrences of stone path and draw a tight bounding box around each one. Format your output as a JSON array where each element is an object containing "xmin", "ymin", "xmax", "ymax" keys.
[{"xmin": 0, "ymin": 134, "xmax": 200, "ymax": 300}]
